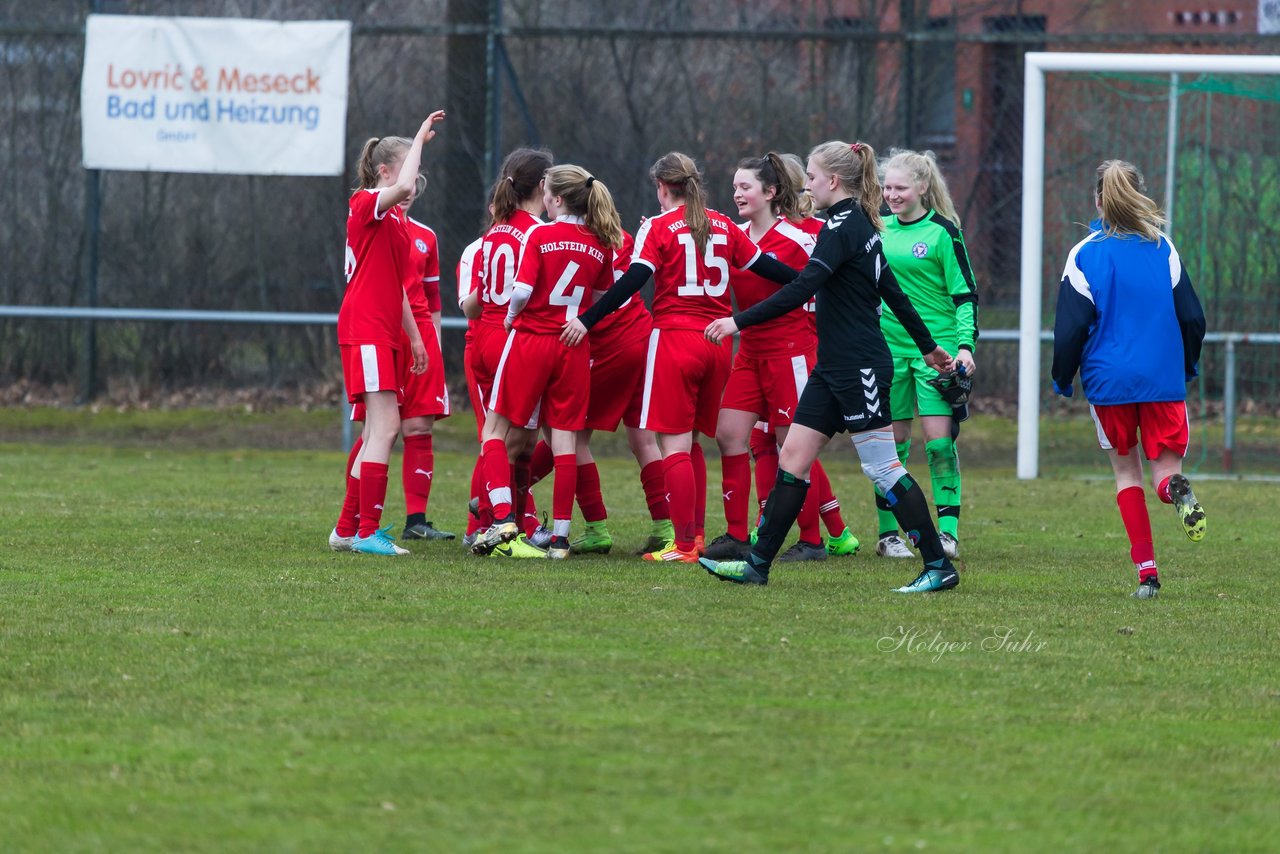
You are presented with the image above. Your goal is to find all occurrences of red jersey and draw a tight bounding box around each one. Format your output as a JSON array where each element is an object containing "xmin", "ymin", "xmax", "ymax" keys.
[
  {"xmin": 590, "ymin": 230, "xmax": 651, "ymax": 343},
  {"xmin": 404, "ymin": 216, "xmax": 441, "ymax": 323},
  {"xmin": 631, "ymin": 204, "xmax": 761, "ymax": 331},
  {"xmin": 406, "ymin": 216, "xmax": 441, "ymax": 319},
  {"xmin": 340, "ymin": 188, "xmax": 409, "ymax": 348},
  {"xmin": 511, "ymin": 216, "xmax": 612, "ymax": 335},
  {"xmin": 478, "ymin": 209, "xmax": 541, "ymax": 331},
  {"xmin": 730, "ymin": 217, "xmax": 819, "ymax": 358},
  {"xmin": 456, "ymin": 237, "xmax": 484, "ymax": 343}
]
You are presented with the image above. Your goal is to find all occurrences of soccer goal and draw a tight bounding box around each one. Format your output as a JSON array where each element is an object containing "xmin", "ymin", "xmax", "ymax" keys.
[{"xmin": 1018, "ymin": 52, "xmax": 1280, "ymax": 479}]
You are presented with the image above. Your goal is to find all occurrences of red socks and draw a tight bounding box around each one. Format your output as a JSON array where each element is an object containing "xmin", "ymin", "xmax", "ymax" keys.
[
  {"xmin": 577, "ymin": 461, "xmax": 608, "ymax": 523},
  {"xmin": 663, "ymin": 452, "xmax": 697, "ymax": 550},
  {"xmin": 1116, "ymin": 486, "xmax": 1155, "ymax": 568},
  {"xmin": 640, "ymin": 460, "xmax": 669, "ymax": 521},
  {"xmin": 797, "ymin": 483, "xmax": 822, "ymax": 545},
  {"xmin": 1156, "ymin": 475, "xmax": 1174, "ymax": 504},
  {"xmin": 481, "ymin": 438, "xmax": 513, "ymax": 520},
  {"xmin": 530, "ymin": 440, "xmax": 555, "ymax": 485},
  {"xmin": 335, "ymin": 437, "xmax": 364, "ymax": 537},
  {"xmin": 750, "ymin": 430, "xmax": 778, "ymax": 522},
  {"xmin": 721, "ymin": 452, "xmax": 752, "ymax": 541},
  {"xmin": 514, "ymin": 452, "xmax": 533, "ymax": 532},
  {"xmin": 691, "ymin": 441, "xmax": 707, "ymax": 540},
  {"xmin": 552, "ymin": 454, "xmax": 577, "ymax": 538},
  {"xmin": 357, "ymin": 461, "xmax": 389, "ymax": 537},
  {"xmin": 401, "ymin": 434, "xmax": 433, "ymax": 517},
  {"xmin": 811, "ymin": 460, "xmax": 846, "ymax": 536}
]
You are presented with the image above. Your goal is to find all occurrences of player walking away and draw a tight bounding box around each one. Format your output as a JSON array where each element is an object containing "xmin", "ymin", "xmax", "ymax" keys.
[
  {"xmin": 562, "ymin": 152, "xmax": 798, "ymax": 563},
  {"xmin": 706, "ymin": 152, "xmax": 859, "ymax": 565},
  {"xmin": 1052, "ymin": 160, "xmax": 1207, "ymax": 599},
  {"xmin": 473, "ymin": 165, "xmax": 624, "ymax": 559},
  {"xmin": 468, "ymin": 149, "xmax": 553, "ymax": 555},
  {"xmin": 701, "ymin": 140, "xmax": 960, "ymax": 592},
  {"xmin": 874, "ymin": 149, "xmax": 979, "ymax": 561},
  {"xmin": 330, "ymin": 111, "xmax": 444, "ymax": 556},
  {"xmin": 398, "ymin": 173, "xmax": 455, "ymax": 541}
]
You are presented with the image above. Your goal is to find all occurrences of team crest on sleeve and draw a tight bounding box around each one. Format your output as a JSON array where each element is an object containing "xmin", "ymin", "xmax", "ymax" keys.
[
  {"xmin": 912, "ymin": 241, "xmax": 929, "ymax": 259},
  {"xmin": 765, "ymin": 251, "xmax": 778, "ymax": 259},
  {"xmin": 415, "ymin": 238, "xmax": 428, "ymax": 254}
]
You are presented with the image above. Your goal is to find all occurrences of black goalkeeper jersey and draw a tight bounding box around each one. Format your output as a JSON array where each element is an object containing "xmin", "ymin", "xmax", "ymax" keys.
[{"xmin": 732, "ymin": 197, "xmax": 936, "ymax": 372}]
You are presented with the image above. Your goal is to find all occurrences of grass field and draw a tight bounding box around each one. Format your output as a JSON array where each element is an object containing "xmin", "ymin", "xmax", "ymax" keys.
[{"xmin": 2, "ymin": 411, "xmax": 1278, "ymax": 851}]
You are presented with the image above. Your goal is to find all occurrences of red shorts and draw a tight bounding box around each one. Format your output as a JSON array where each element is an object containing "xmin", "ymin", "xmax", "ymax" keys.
[
  {"xmin": 720, "ymin": 350, "xmax": 816, "ymax": 428},
  {"xmin": 639, "ymin": 328, "xmax": 732, "ymax": 436},
  {"xmin": 400, "ymin": 322, "xmax": 450, "ymax": 420},
  {"xmin": 1090, "ymin": 401, "xmax": 1190, "ymax": 459},
  {"xmin": 586, "ymin": 330, "xmax": 649, "ymax": 432},
  {"xmin": 465, "ymin": 322, "xmax": 507, "ymax": 437},
  {"xmin": 341, "ymin": 344, "xmax": 403, "ymax": 405},
  {"xmin": 490, "ymin": 330, "xmax": 590, "ymax": 431}
]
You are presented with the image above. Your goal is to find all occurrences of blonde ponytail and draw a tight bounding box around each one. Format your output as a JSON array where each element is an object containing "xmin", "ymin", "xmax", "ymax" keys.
[
  {"xmin": 650, "ymin": 152, "xmax": 710, "ymax": 253},
  {"xmin": 809, "ymin": 140, "xmax": 883, "ymax": 231},
  {"xmin": 354, "ymin": 135, "xmax": 411, "ymax": 190},
  {"xmin": 1096, "ymin": 160, "xmax": 1165, "ymax": 241},
  {"xmin": 545, "ymin": 164, "xmax": 623, "ymax": 249}
]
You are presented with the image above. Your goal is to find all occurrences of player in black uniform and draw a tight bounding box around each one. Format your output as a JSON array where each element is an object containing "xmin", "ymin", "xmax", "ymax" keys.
[{"xmin": 702, "ymin": 140, "xmax": 961, "ymax": 592}]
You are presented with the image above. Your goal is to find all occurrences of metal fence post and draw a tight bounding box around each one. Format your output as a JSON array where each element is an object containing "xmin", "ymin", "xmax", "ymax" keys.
[{"xmin": 1223, "ymin": 336, "xmax": 1237, "ymax": 472}]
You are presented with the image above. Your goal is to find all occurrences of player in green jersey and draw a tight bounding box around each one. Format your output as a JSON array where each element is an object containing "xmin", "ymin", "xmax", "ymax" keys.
[{"xmin": 875, "ymin": 149, "xmax": 978, "ymax": 560}]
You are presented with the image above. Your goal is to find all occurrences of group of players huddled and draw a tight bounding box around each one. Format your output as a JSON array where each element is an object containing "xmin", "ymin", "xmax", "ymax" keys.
[{"xmin": 331, "ymin": 109, "xmax": 1209, "ymax": 599}]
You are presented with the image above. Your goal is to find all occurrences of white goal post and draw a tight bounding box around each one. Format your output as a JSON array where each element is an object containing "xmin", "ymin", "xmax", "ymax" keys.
[{"xmin": 1017, "ymin": 51, "xmax": 1280, "ymax": 479}]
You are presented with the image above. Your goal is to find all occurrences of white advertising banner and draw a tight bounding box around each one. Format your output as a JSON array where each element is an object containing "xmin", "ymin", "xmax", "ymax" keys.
[
  {"xmin": 81, "ymin": 15, "xmax": 351, "ymax": 175},
  {"xmin": 1262, "ymin": 1, "xmax": 1280, "ymax": 34}
]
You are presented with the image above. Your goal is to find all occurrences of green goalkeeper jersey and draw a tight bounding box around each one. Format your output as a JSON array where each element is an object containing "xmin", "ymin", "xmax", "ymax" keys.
[{"xmin": 880, "ymin": 211, "xmax": 979, "ymax": 357}]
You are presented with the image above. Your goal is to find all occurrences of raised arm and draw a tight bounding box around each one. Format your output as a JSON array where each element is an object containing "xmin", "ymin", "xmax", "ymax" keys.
[{"xmin": 376, "ymin": 110, "xmax": 446, "ymax": 214}]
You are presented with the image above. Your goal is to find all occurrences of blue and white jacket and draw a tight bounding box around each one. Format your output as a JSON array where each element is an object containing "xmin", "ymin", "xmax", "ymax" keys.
[{"xmin": 1051, "ymin": 222, "xmax": 1205, "ymax": 405}]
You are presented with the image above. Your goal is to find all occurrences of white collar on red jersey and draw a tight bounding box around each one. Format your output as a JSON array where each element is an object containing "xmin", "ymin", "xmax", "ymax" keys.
[{"xmin": 555, "ymin": 214, "xmax": 586, "ymax": 225}]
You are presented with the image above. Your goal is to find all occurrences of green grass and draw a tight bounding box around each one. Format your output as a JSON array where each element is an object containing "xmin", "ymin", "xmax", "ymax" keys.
[{"xmin": 2, "ymin": 422, "xmax": 1279, "ymax": 851}]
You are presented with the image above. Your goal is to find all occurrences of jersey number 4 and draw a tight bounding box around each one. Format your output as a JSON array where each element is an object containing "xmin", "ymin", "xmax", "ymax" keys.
[
  {"xmin": 549, "ymin": 261, "xmax": 586, "ymax": 321},
  {"xmin": 676, "ymin": 233, "xmax": 729, "ymax": 298}
]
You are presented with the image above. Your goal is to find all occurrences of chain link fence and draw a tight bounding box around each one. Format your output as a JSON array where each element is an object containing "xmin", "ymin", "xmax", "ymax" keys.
[{"xmin": 2, "ymin": 1, "xmax": 1279, "ymax": 423}]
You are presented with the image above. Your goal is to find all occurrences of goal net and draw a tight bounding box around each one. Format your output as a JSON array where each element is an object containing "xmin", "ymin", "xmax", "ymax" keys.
[{"xmin": 1019, "ymin": 53, "xmax": 1280, "ymax": 478}]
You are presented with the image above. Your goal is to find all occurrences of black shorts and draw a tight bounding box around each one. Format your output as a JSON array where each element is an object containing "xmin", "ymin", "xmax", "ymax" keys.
[{"xmin": 793, "ymin": 363, "xmax": 893, "ymax": 437}]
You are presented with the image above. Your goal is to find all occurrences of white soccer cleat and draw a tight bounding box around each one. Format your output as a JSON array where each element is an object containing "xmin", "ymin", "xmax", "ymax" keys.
[
  {"xmin": 329, "ymin": 528, "xmax": 355, "ymax": 552},
  {"xmin": 876, "ymin": 534, "xmax": 914, "ymax": 558},
  {"xmin": 939, "ymin": 532, "xmax": 960, "ymax": 559}
]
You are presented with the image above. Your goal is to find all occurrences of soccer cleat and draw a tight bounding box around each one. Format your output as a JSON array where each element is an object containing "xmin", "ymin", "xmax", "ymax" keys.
[
  {"xmin": 402, "ymin": 520, "xmax": 456, "ymax": 541},
  {"xmin": 893, "ymin": 561, "xmax": 960, "ymax": 593},
  {"xmin": 939, "ymin": 532, "xmax": 960, "ymax": 559},
  {"xmin": 777, "ymin": 540, "xmax": 827, "ymax": 562},
  {"xmin": 471, "ymin": 518, "xmax": 520, "ymax": 556},
  {"xmin": 876, "ymin": 534, "xmax": 915, "ymax": 558},
  {"xmin": 462, "ymin": 532, "xmax": 477, "ymax": 549},
  {"xmin": 700, "ymin": 556, "xmax": 769, "ymax": 586},
  {"xmin": 570, "ymin": 521, "xmax": 613, "ymax": 554},
  {"xmin": 328, "ymin": 528, "xmax": 355, "ymax": 552},
  {"xmin": 701, "ymin": 533, "xmax": 752, "ymax": 561},
  {"xmin": 489, "ymin": 534, "xmax": 548, "ymax": 559},
  {"xmin": 1167, "ymin": 474, "xmax": 1206, "ymax": 542},
  {"xmin": 545, "ymin": 536, "xmax": 571, "ymax": 560},
  {"xmin": 1132, "ymin": 578, "xmax": 1161, "ymax": 599},
  {"xmin": 528, "ymin": 525, "xmax": 554, "ymax": 550},
  {"xmin": 825, "ymin": 527, "xmax": 861, "ymax": 556},
  {"xmin": 642, "ymin": 544, "xmax": 700, "ymax": 564},
  {"xmin": 635, "ymin": 519, "xmax": 676, "ymax": 555},
  {"xmin": 352, "ymin": 528, "xmax": 406, "ymax": 556}
]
